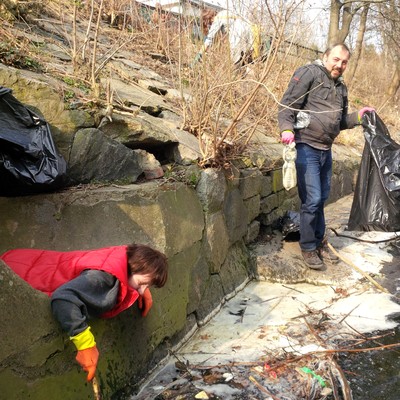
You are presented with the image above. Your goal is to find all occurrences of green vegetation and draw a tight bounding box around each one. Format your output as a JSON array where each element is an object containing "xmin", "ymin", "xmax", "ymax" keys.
[{"xmin": 0, "ymin": 43, "xmax": 42, "ymax": 71}]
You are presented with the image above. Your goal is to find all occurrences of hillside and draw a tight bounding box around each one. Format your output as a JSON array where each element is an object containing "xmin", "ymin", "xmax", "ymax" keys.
[
  {"xmin": 0, "ymin": 2, "xmax": 179, "ymax": 101},
  {"xmin": 1, "ymin": 0, "xmax": 400, "ymax": 165},
  {"xmin": 2, "ymin": 4, "xmax": 400, "ymax": 399}
]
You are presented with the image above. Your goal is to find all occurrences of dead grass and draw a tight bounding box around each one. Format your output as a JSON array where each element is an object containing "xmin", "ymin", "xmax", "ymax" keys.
[{"xmin": 1, "ymin": 0, "xmax": 399, "ymax": 166}]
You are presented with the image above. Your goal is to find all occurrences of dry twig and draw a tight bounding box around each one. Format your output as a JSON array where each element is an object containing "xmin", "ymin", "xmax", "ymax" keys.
[
  {"xmin": 249, "ymin": 376, "xmax": 282, "ymax": 400},
  {"xmin": 327, "ymin": 243, "xmax": 389, "ymax": 294}
]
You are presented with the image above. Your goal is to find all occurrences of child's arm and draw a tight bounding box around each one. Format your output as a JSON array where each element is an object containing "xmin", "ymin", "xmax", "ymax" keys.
[
  {"xmin": 51, "ymin": 269, "xmax": 119, "ymax": 336},
  {"xmin": 51, "ymin": 270, "xmax": 119, "ymax": 380}
]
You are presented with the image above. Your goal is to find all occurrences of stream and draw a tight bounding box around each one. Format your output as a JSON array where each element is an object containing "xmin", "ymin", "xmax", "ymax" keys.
[
  {"xmin": 340, "ymin": 322, "xmax": 400, "ymax": 399},
  {"xmin": 341, "ymin": 253, "xmax": 400, "ymax": 400}
]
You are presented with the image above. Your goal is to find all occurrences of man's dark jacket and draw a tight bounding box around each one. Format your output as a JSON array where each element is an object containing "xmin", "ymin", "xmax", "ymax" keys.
[{"xmin": 278, "ymin": 60, "xmax": 359, "ymax": 150}]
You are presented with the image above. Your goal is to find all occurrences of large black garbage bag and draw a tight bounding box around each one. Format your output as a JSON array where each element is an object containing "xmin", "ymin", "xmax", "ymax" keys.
[
  {"xmin": 348, "ymin": 112, "xmax": 400, "ymax": 231},
  {"xmin": 0, "ymin": 86, "xmax": 67, "ymax": 196}
]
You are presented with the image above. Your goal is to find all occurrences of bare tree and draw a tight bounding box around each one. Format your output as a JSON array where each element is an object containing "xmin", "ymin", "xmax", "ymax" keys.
[
  {"xmin": 345, "ymin": 3, "xmax": 370, "ymax": 82},
  {"xmin": 377, "ymin": 0, "xmax": 400, "ymax": 105},
  {"xmin": 327, "ymin": 0, "xmax": 373, "ymax": 45}
]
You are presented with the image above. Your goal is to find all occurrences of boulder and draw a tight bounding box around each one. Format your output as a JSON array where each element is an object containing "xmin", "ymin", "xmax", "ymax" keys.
[{"xmin": 68, "ymin": 128, "xmax": 143, "ymax": 184}]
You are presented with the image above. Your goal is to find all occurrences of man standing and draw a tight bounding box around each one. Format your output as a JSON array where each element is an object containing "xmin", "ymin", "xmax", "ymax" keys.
[{"xmin": 278, "ymin": 43, "xmax": 374, "ymax": 269}]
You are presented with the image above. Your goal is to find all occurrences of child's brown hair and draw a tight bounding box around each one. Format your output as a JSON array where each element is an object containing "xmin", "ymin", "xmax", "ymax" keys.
[{"xmin": 127, "ymin": 244, "xmax": 168, "ymax": 288}]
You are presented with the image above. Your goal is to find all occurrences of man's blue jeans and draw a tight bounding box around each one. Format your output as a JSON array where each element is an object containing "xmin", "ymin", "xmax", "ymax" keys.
[{"xmin": 295, "ymin": 143, "xmax": 332, "ymax": 252}]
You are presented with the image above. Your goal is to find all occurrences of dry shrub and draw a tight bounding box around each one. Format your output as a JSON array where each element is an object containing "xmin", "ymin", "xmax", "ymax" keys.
[
  {"xmin": 4, "ymin": 0, "xmax": 399, "ymax": 166},
  {"xmin": 178, "ymin": 33, "xmax": 315, "ymax": 166}
]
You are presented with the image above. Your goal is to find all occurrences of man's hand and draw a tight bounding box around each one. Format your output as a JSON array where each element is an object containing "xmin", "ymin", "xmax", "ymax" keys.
[
  {"xmin": 358, "ymin": 106, "xmax": 375, "ymax": 122},
  {"xmin": 138, "ymin": 288, "xmax": 153, "ymax": 317},
  {"xmin": 76, "ymin": 346, "xmax": 99, "ymax": 381},
  {"xmin": 281, "ymin": 130, "xmax": 295, "ymax": 145}
]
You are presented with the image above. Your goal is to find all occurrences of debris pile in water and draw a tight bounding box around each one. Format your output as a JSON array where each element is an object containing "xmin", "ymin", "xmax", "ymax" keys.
[{"xmin": 136, "ymin": 305, "xmax": 399, "ymax": 400}]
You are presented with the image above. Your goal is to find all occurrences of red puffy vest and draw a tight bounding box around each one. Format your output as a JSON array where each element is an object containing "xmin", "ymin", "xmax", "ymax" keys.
[{"xmin": 0, "ymin": 246, "xmax": 139, "ymax": 318}]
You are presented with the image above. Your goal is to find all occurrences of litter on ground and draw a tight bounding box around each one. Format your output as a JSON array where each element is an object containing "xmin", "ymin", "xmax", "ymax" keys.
[{"xmin": 133, "ymin": 195, "xmax": 400, "ymax": 400}]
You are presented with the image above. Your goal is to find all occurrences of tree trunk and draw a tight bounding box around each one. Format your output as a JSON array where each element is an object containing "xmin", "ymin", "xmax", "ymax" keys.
[
  {"xmin": 385, "ymin": 66, "xmax": 400, "ymax": 101},
  {"xmin": 327, "ymin": 0, "xmax": 342, "ymax": 45},
  {"xmin": 378, "ymin": 0, "xmax": 400, "ymax": 107},
  {"xmin": 337, "ymin": 1, "xmax": 355, "ymax": 42},
  {"xmin": 346, "ymin": 4, "xmax": 370, "ymax": 83},
  {"xmin": 327, "ymin": 1, "xmax": 372, "ymax": 46}
]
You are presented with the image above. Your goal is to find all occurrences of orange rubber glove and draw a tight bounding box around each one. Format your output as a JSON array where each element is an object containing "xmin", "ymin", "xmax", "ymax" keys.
[
  {"xmin": 76, "ymin": 346, "xmax": 99, "ymax": 381},
  {"xmin": 70, "ymin": 327, "xmax": 98, "ymax": 381},
  {"xmin": 138, "ymin": 288, "xmax": 153, "ymax": 317}
]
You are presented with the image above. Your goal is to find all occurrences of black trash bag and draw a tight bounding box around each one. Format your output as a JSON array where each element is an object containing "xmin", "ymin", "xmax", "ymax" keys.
[
  {"xmin": 278, "ymin": 210, "xmax": 300, "ymax": 241},
  {"xmin": 348, "ymin": 112, "xmax": 400, "ymax": 232},
  {"xmin": 0, "ymin": 86, "xmax": 67, "ymax": 196}
]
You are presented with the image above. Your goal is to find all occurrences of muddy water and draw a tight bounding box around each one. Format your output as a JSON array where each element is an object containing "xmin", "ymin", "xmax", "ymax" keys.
[
  {"xmin": 132, "ymin": 243, "xmax": 400, "ymax": 400},
  {"xmin": 340, "ymin": 323, "xmax": 400, "ymax": 399},
  {"xmin": 340, "ymin": 254, "xmax": 400, "ymax": 400}
]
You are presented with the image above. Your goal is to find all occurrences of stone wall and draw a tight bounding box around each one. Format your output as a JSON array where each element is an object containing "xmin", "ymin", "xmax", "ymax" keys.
[
  {"xmin": 0, "ymin": 154, "xmax": 359, "ymax": 399},
  {"xmin": 0, "ymin": 58, "xmax": 361, "ymax": 399}
]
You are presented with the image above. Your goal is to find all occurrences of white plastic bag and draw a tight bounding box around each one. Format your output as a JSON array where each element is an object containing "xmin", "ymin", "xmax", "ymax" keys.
[{"xmin": 282, "ymin": 142, "xmax": 297, "ymax": 191}]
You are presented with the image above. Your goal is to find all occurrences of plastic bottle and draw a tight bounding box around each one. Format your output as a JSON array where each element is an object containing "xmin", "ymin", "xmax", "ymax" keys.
[{"xmin": 282, "ymin": 142, "xmax": 297, "ymax": 191}]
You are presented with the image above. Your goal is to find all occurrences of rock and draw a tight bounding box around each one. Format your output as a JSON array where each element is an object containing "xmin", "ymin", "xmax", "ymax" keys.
[
  {"xmin": 165, "ymin": 87, "xmax": 192, "ymax": 102},
  {"xmin": 68, "ymin": 128, "xmax": 142, "ymax": 184},
  {"xmin": 204, "ymin": 211, "xmax": 230, "ymax": 273},
  {"xmin": 220, "ymin": 240, "xmax": 253, "ymax": 295},
  {"xmin": 239, "ymin": 168, "xmax": 263, "ymax": 199},
  {"xmin": 138, "ymin": 78, "xmax": 168, "ymax": 95},
  {"xmin": 197, "ymin": 169, "xmax": 227, "ymax": 213},
  {"xmin": 195, "ymin": 391, "xmax": 209, "ymax": 399},
  {"xmin": 134, "ymin": 149, "xmax": 164, "ymax": 180},
  {"xmin": 171, "ymin": 128, "xmax": 201, "ymax": 164},
  {"xmin": 101, "ymin": 77, "xmax": 166, "ymax": 115},
  {"xmin": 100, "ymin": 112, "xmax": 174, "ymax": 146},
  {"xmin": 223, "ymin": 188, "xmax": 248, "ymax": 244}
]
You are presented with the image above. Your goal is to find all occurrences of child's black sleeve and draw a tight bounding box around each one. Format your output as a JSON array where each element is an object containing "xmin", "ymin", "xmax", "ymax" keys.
[{"xmin": 51, "ymin": 269, "xmax": 119, "ymax": 337}]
